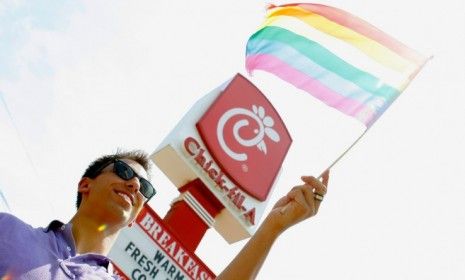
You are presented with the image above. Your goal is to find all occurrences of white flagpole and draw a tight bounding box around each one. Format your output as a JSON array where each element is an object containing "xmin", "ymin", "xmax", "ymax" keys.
[
  {"xmin": 278, "ymin": 53, "xmax": 430, "ymax": 214},
  {"xmin": 312, "ymin": 55, "xmax": 431, "ymax": 178},
  {"xmin": 279, "ymin": 127, "xmax": 369, "ymax": 214},
  {"xmin": 317, "ymin": 127, "xmax": 369, "ymax": 179}
]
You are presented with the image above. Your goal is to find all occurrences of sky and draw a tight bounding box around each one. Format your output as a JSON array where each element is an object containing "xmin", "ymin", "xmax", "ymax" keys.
[{"xmin": 1, "ymin": 0, "xmax": 464, "ymax": 279}]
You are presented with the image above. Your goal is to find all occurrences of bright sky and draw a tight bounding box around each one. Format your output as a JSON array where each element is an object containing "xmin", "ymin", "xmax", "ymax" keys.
[{"xmin": 1, "ymin": 0, "xmax": 464, "ymax": 279}]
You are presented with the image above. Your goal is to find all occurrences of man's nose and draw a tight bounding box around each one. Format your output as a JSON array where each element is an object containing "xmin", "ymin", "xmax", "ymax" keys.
[{"xmin": 125, "ymin": 177, "xmax": 141, "ymax": 194}]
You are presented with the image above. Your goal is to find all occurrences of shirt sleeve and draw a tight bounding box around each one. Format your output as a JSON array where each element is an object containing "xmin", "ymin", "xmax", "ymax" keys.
[{"xmin": 0, "ymin": 213, "xmax": 31, "ymax": 276}]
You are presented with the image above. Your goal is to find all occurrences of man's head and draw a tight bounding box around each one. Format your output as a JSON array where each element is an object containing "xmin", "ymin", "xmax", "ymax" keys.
[
  {"xmin": 76, "ymin": 150, "xmax": 154, "ymax": 228},
  {"xmin": 77, "ymin": 150, "xmax": 152, "ymax": 207}
]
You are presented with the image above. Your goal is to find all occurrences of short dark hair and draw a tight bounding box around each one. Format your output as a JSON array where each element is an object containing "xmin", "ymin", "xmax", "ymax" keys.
[{"xmin": 76, "ymin": 149, "xmax": 151, "ymax": 208}]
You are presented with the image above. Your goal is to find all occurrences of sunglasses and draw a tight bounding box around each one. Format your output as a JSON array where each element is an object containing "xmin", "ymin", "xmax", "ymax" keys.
[{"xmin": 95, "ymin": 159, "xmax": 156, "ymax": 200}]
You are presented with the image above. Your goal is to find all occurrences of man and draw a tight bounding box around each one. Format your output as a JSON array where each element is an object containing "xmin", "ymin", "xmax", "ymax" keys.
[{"xmin": 0, "ymin": 150, "xmax": 329, "ymax": 279}]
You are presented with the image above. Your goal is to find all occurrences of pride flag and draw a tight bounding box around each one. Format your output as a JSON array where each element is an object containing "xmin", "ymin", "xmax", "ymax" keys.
[{"xmin": 246, "ymin": 3, "xmax": 428, "ymax": 127}]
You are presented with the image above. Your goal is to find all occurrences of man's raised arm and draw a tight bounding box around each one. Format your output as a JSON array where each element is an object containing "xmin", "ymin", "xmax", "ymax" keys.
[{"xmin": 217, "ymin": 171, "xmax": 330, "ymax": 280}]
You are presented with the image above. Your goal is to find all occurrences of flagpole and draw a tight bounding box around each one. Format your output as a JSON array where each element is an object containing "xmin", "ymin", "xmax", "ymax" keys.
[
  {"xmin": 317, "ymin": 127, "xmax": 369, "ymax": 179},
  {"xmin": 314, "ymin": 56, "xmax": 431, "ymax": 180},
  {"xmin": 275, "ymin": 57, "xmax": 430, "ymax": 212},
  {"xmin": 279, "ymin": 128, "xmax": 369, "ymax": 214}
]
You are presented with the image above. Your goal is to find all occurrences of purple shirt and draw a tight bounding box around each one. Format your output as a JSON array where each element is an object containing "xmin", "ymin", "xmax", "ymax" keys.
[{"xmin": 0, "ymin": 213, "xmax": 119, "ymax": 279}]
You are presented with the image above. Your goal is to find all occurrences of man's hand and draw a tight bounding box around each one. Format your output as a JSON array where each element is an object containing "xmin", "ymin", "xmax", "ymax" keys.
[
  {"xmin": 265, "ymin": 170, "xmax": 330, "ymax": 236},
  {"xmin": 217, "ymin": 170, "xmax": 330, "ymax": 280}
]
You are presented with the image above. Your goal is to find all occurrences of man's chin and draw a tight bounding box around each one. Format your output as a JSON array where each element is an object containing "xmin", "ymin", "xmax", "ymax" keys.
[{"xmin": 103, "ymin": 205, "xmax": 132, "ymax": 224}]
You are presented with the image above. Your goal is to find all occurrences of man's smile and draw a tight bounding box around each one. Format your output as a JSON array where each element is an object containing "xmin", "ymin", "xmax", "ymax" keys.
[{"xmin": 114, "ymin": 190, "xmax": 134, "ymax": 206}]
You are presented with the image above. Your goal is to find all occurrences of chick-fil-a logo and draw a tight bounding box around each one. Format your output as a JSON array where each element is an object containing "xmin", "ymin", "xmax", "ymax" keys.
[
  {"xmin": 196, "ymin": 74, "xmax": 292, "ymax": 201},
  {"xmin": 217, "ymin": 105, "xmax": 280, "ymax": 162}
]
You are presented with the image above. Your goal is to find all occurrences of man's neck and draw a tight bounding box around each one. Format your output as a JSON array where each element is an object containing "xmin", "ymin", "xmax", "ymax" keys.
[{"xmin": 69, "ymin": 213, "xmax": 121, "ymax": 256}]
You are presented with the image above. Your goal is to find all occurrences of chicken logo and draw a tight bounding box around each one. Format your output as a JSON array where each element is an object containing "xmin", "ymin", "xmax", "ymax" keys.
[
  {"xmin": 217, "ymin": 105, "xmax": 280, "ymax": 161},
  {"xmin": 196, "ymin": 74, "xmax": 292, "ymax": 201}
]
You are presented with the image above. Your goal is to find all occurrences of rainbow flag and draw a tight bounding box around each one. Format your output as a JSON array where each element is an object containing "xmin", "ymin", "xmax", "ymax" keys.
[{"xmin": 246, "ymin": 3, "xmax": 428, "ymax": 127}]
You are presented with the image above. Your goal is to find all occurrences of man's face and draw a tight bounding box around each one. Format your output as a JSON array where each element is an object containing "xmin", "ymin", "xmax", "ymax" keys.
[{"xmin": 81, "ymin": 159, "xmax": 148, "ymax": 227}]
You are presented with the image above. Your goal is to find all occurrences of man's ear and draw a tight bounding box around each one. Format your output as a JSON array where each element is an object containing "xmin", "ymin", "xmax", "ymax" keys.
[{"xmin": 78, "ymin": 177, "xmax": 91, "ymax": 194}]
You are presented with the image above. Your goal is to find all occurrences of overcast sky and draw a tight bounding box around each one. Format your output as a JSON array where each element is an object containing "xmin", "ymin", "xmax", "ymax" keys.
[{"xmin": 1, "ymin": 0, "xmax": 464, "ymax": 279}]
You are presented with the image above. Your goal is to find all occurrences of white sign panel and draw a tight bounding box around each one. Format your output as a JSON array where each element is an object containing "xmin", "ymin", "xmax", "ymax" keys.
[{"xmin": 109, "ymin": 206, "xmax": 215, "ymax": 280}]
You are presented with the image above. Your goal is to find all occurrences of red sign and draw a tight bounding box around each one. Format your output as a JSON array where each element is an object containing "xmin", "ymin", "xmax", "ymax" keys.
[{"xmin": 196, "ymin": 74, "xmax": 292, "ymax": 201}]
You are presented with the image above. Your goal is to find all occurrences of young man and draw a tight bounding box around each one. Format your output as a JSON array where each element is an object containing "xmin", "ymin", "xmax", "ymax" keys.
[{"xmin": 0, "ymin": 150, "xmax": 329, "ymax": 279}]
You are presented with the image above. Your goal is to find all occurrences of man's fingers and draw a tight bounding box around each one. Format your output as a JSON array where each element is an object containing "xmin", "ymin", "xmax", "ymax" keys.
[
  {"xmin": 301, "ymin": 172, "xmax": 330, "ymax": 213},
  {"xmin": 299, "ymin": 183, "xmax": 315, "ymax": 207},
  {"xmin": 288, "ymin": 186, "xmax": 308, "ymax": 206},
  {"xmin": 301, "ymin": 176, "xmax": 327, "ymax": 195}
]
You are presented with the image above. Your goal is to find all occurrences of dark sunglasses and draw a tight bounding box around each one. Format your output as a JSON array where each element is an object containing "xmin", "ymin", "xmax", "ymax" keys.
[{"xmin": 95, "ymin": 159, "xmax": 156, "ymax": 200}]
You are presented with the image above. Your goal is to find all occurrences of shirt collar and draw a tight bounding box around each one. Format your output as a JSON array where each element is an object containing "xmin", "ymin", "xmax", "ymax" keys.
[
  {"xmin": 44, "ymin": 220, "xmax": 65, "ymax": 232},
  {"xmin": 44, "ymin": 220, "xmax": 111, "ymax": 269},
  {"xmin": 44, "ymin": 220, "xmax": 77, "ymax": 256}
]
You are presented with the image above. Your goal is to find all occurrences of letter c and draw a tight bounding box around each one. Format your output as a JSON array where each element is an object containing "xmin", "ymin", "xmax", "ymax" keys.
[
  {"xmin": 131, "ymin": 269, "xmax": 147, "ymax": 280},
  {"xmin": 184, "ymin": 137, "xmax": 200, "ymax": 156}
]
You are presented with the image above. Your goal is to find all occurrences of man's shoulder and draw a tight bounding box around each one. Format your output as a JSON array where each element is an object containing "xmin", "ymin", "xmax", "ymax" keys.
[
  {"xmin": 0, "ymin": 212, "xmax": 28, "ymax": 225},
  {"xmin": 0, "ymin": 212, "xmax": 34, "ymax": 235},
  {"xmin": 0, "ymin": 212, "xmax": 26, "ymax": 225}
]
